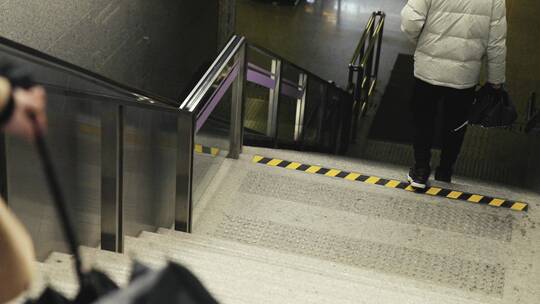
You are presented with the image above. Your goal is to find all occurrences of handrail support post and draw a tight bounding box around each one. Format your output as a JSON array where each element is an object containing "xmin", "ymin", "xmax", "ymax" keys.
[
  {"xmin": 267, "ymin": 59, "xmax": 282, "ymax": 140},
  {"xmin": 101, "ymin": 103, "xmax": 124, "ymax": 253},
  {"xmin": 230, "ymin": 43, "xmax": 246, "ymax": 159}
]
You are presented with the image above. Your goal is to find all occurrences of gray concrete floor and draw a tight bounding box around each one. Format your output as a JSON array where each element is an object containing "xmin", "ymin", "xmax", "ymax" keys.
[
  {"xmin": 237, "ymin": 0, "xmax": 412, "ymax": 90},
  {"xmin": 191, "ymin": 146, "xmax": 540, "ymax": 303},
  {"xmin": 20, "ymin": 232, "xmax": 491, "ymax": 304},
  {"xmin": 20, "ymin": 145, "xmax": 540, "ymax": 303},
  {"xmin": 237, "ymin": 0, "xmax": 540, "ymax": 191},
  {"xmin": 22, "ymin": 146, "xmax": 540, "ymax": 303}
]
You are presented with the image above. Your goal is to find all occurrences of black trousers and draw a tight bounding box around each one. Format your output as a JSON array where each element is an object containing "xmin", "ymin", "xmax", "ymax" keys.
[{"xmin": 411, "ymin": 78, "xmax": 475, "ymax": 170}]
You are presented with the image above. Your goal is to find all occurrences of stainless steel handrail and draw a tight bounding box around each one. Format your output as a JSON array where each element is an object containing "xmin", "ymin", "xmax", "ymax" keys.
[
  {"xmin": 174, "ymin": 34, "xmax": 247, "ymax": 233},
  {"xmin": 347, "ymin": 11, "xmax": 386, "ymax": 143},
  {"xmin": 249, "ymin": 44, "xmax": 348, "ymax": 93},
  {"xmin": 349, "ymin": 14, "xmax": 376, "ymax": 67},
  {"xmin": 0, "ymin": 37, "xmax": 179, "ymax": 110},
  {"xmin": 42, "ymin": 83, "xmax": 180, "ymax": 114},
  {"xmin": 180, "ymin": 35, "xmax": 246, "ymax": 112},
  {"xmin": 244, "ymin": 42, "xmax": 354, "ymax": 154},
  {"xmin": 349, "ymin": 12, "xmax": 385, "ymax": 70},
  {"xmin": 0, "ymin": 36, "xmax": 194, "ymax": 256},
  {"xmin": 359, "ymin": 17, "xmax": 385, "ymax": 69}
]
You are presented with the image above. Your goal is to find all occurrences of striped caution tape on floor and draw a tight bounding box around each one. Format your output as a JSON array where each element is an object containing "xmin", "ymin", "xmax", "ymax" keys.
[
  {"xmin": 252, "ymin": 155, "xmax": 528, "ymax": 212},
  {"xmin": 195, "ymin": 144, "xmax": 220, "ymax": 157}
]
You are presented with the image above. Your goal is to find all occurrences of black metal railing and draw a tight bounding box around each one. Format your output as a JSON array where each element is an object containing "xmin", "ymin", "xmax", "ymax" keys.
[
  {"xmin": 347, "ymin": 11, "xmax": 385, "ymax": 142},
  {"xmin": 526, "ymin": 92, "xmax": 540, "ymax": 134},
  {"xmin": 243, "ymin": 44, "xmax": 353, "ymax": 154}
]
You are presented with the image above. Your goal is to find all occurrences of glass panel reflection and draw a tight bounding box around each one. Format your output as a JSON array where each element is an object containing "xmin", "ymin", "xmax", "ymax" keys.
[
  {"xmin": 192, "ymin": 88, "xmax": 232, "ymax": 210},
  {"xmin": 0, "ymin": 39, "xmax": 177, "ymax": 258}
]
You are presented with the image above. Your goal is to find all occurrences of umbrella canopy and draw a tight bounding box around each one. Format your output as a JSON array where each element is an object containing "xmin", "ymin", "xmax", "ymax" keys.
[{"xmin": 95, "ymin": 262, "xmax": 219, "ymax": 304}]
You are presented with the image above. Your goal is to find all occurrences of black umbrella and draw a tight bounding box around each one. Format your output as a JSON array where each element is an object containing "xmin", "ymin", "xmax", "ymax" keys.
[
  {"xmin": 25, "ymin": 114, "xmax": 118, "ymax": 304},
  {"xmin": 95, "ymin": 261, "xmax": 219, "ymax": 304}
]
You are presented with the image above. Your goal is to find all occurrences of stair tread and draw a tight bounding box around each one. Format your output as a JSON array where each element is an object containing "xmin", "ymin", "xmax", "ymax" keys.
[
  {"xmin": 242, "ymin": 146, "xmax": 539, "ymax": 203},
  {"xmin": 26, "ymin": 231, "xmax": 490, "ymax": 304}
]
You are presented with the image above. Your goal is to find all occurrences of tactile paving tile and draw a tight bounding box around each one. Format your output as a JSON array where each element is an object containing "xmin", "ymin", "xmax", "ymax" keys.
[
  {"xmin": 239, "ymin": 171, "xmax": 514, "ymax": 241},
  {"xmin": 214, "ymin": 215, "xmax": 506, "ymax": 296},
  {"xmin": 252, "ymin": 156, "xmax": 527, "ymax": 211},
  {"xmin": 362, "ymin": 140, "xmax": 520, "ymax": 186}
]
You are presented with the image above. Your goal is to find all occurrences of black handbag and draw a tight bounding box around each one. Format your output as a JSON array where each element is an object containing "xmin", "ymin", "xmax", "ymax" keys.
[{"xmin": 468, "ymin": 85, "xmax": 518, "ymax": 128}]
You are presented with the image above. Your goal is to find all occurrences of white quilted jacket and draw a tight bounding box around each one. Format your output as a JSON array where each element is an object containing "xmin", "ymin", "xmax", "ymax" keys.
[{"xmin": 401, "ymin": 0, "xmax": 507, "ymax": 89}]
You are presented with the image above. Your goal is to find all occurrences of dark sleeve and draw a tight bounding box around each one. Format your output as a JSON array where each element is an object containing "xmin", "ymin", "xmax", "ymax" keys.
[{"xmin": 0, "ymin": 62, "xmax": 36, "ymax": 126}]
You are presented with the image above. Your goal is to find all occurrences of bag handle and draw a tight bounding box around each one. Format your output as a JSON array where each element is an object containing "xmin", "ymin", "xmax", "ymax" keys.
[{"xmin": 29, "ymin": 113, "xmax": 85, "ymax": 286}]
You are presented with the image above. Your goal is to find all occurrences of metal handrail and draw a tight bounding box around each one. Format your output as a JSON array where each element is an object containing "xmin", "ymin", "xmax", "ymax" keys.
[
  {"xmin": 0, "ymin": 36, "xmax": 178, "ymax": 110},
  {"xmin": 244, "ymin": 42, "xmax": 355, "ymax": 154},
  {"xmin": 0, "ymin": 34, "xmax": 236, "ymax": 256},
  {"xmin": 347, "ymin": 11, "xmax": 386, "ymax": 143},
  {"xmin": 173, "ymin": 35, "xmax": 247, "ymax": 234},
  {"xmin": 349, "ymin": 12, "xmax": 385, "ymax": 68},
  {"xmin": 0, "ymin": 35, "xmax": 200, "ymax": 255},
  {"xmin": 249, "ymin": 44, "xmax": 348, "ymax": 94},
  {"xmin": 359, "ymin": 17, "xmax": 385, "ymax": 69},
  {"xmin": 41, "ymin": 83, "xmax": 179, "ymax": 114},
  {"xmin": 180, "ymin": 35, "xmax": 246, "ymax": 112},
  {"xmin": 349, "ymin": 14, "xmax": 376, "ymax": 67}
]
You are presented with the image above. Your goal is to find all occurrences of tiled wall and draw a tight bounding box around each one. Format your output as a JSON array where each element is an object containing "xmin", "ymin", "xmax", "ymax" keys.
[{"xmin": 0, "ymin": 0, "xmax": 220, "ymax": 100}]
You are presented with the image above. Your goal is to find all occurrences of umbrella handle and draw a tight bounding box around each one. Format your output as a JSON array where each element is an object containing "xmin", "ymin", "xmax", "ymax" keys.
[{"xmin": 28, "ymin": 112, "xmax": 85, "ymax": 286}]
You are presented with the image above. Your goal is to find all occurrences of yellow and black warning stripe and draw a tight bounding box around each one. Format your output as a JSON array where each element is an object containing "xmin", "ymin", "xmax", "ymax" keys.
[
  {"xmin": 195, "ymin": 144, "xmax": 220, "ymax": 157},
  {"xmin": 252, "ymin": 155, "xmax": 528, "ymax": 212}
]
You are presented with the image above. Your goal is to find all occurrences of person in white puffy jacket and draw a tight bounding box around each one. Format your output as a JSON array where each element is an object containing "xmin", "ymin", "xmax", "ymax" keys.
[{"xmin": 401, "ymin": 0, "xmax": 507, "ymax": 189}]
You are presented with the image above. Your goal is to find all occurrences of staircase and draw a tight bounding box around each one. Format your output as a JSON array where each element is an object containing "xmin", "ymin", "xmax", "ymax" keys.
[
  {"xmin": 1, "ymin": 30, "xmax": 538, "ymax": 304},
  {"xmin": 17, "ymin": 146, "xmax": 540, "ymax": 304}
]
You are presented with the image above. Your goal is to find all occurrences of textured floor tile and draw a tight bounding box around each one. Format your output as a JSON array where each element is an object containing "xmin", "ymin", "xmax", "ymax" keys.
[
  {"xmin": 240, "ymin": 171, "xmax": 514, "ymax": 241},
  {"xmin": 213, "ymin": 215, "xmax": 506, "ymax": 296}
]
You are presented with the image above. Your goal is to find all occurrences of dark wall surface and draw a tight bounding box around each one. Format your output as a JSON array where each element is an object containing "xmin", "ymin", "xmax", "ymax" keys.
[
  {"xmin": 0, "ymin": 0, "xmax": 219, "ymax": 100},
  {"xmin": 506, "ymin": 0, "xmax": 540, "ymax": 193},
  {"xmin": 218, "ymin": 0, "xmax": 236, "ymax": 50}
]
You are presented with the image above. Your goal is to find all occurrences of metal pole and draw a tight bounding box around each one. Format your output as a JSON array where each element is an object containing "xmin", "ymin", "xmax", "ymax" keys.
[
  {"xmin": 347, "ymin": 65, "xmax": 355, "ymax": 91},
  {"xmin": 317, "ymin": 84, "xmax": 329, "ymax": 146},
  {"xmin": 175, "ymin": 114, "xmax": 194, "ymax": 232},
  {"xmin": 294, "ymin": 73, "xmax": 308, "ymax": 142},
  {"xmin": 351, "ymin": 67, "xmax": 364, "ymax": 143},
  {"xmin": 300, "ymin": 77, "xmax": 310, "ymax": 145},
  {"xmin": 339, "ymin": 91, "xmax": 353, "ymax": 154},
  {"xmin": 267, "ymin": 59, "xmax": 282, "ymax": 139},
  {"xmin": 366, "ymin": 17, "xmax": 376, "ymax": 83},
  {"xmin": 329, "ymin": 87, "xmax": 341, "ymax": 154},
  {"xmin": 230, "ymin": 43, "xmax": 246, "ymax": 159},
  {"xmin": 101, "ymin": 103, "xmax": 124, "ymax": 253},
  {"xmin": 373, "ymin": 14, "xmax": 385, "ymax": 81}
]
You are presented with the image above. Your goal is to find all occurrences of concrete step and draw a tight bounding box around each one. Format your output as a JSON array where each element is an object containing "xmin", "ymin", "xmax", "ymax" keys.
[
  {"xmin": 14, "ymin": 146, "xmax": 540, "ymax": 304},
  {"xmin": 21, "ymin": 230, "xmax": 489, "ymax": 304},
  {"xmin": 191, "ymin": 147, "xmax": 540, "ymax": 304}
]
